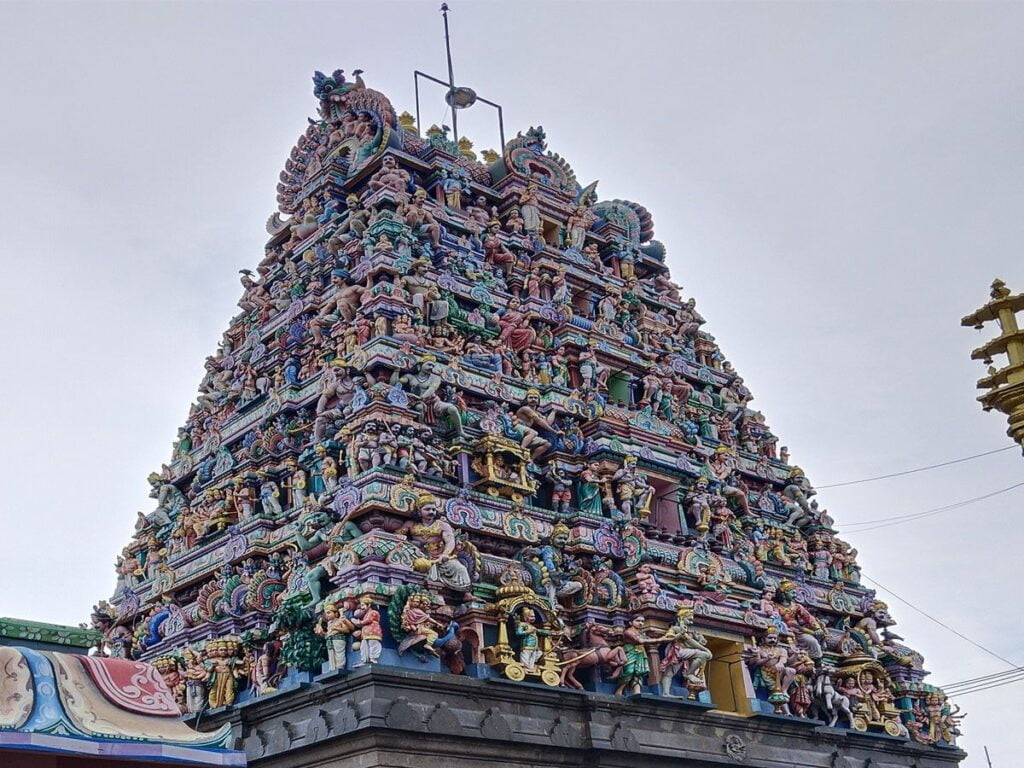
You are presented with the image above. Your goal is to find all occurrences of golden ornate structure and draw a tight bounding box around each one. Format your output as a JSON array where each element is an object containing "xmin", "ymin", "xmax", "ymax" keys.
[
  {"xmin": 836, "ymin": 656, "xmax": 906, "ymax": 736},
  {"xmin": 470, "ymin": 435, "xmax": 538, "ymax": 502},
  {"xmin": 482, "ymin": 574, "xmax": 563, "ymax": 686},
  {"xmin": 962, "ymin": 278, "xmax": 1024, "ymax": 451}
]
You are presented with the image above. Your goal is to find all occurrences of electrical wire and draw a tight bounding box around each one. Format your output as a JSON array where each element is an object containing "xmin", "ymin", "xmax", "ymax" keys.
[
  {"xmin": 943, "ymin": 673, "xmax": 1024, "ymax": 698},
  {"xmin": 839, "ymin": 482, "xmax": 1024, "ymax": 533},
  {"xmin": 942, "ymin": 666, "xmax": 1024, "ymax": 690},
  {"xmin": 861, "ymin": 575, "xmax": 1021, "ymax": 671},
  {"xmin": 937, "ymin": 667, "xmax": 1024, "ymax": 692},
  {"xmin": 816, "ymin": 445, "xmax": 1015, "ymax": 489}
]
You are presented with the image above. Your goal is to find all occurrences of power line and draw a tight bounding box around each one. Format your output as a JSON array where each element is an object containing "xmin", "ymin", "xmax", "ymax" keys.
[
  {"xmin": 861, "ymin": 575, "xmax": 1020, "ymax": 671},
  {"xmin": 944, "ymin": 672, "xmax": 1024, "ymax": 698},
  {"xmin": 816, "ymin": 445, "xmax": 1015, "ymax": 489},
  {"xmin": 942, "ymin": 666, "xmax": 1024, "ymax": 690},
  {"xmin": 844, "ymin": 492, "xmax": 995, "ymax": 530},
  {"xmin": 840, "ymin": 482, "xmax": 1024, "ymax": 532}
]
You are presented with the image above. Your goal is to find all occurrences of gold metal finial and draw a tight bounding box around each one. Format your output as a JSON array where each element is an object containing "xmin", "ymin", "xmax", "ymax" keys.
[
  {"xmin": 398, "ymin": 111, "xmax": 418, "ymax": 135},
  {"xmin": 991, "ymin": 278, "xmax": 1011, "ymax": 299},
  {"xmin": 962, "ymin": 279, "xmax": 1024, "ymax": 451}
]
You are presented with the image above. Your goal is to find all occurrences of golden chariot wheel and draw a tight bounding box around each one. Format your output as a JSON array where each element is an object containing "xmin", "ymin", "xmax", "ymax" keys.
[
  {"xmin": 486, "ymin": 486, "xmax": 501, "ymax": 498},
  {"xmin": 505, "ymin": 662, "xmax": 526, "ymax": 682},
  {"xmin": 540, "ymin": 668, "xmax": 561, "ymax": 687},
  {"xmin": 884, "ymin": 720, "xmax": 903, "ymax": 737},
  {"xmin": 852, "ymin": 715, "xmax": 869, "ymax": 733},
  {"xmin": 511, "ymin": 492, "xmax": 524, "ymax": 503}
]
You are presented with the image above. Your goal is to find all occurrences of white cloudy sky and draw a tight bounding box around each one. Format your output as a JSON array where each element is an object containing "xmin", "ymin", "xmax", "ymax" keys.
[{"xmin": 1, "ymin": 1, "xmax": 1022, "ymax": 763}]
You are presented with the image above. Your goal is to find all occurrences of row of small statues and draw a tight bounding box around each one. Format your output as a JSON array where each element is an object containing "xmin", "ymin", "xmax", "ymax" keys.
[
  {"xmin": 131, "ymin": 589, "xmax": 959, "ymax": 749},
  {"xmin": 125, "ymin": 449, "xmax": 856, "ymax": 605}
]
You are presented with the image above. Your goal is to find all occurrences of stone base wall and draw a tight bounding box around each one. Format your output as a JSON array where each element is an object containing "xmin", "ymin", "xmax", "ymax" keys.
[{"xmin": 193, "ymin": 667, "xmax": 965, "ymax": 768}]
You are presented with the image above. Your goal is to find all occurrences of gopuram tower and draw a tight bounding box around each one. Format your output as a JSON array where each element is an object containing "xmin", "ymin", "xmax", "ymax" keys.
[{"xmin": 95, "ymin": 68, "xmax": 966, "ymax": 768}]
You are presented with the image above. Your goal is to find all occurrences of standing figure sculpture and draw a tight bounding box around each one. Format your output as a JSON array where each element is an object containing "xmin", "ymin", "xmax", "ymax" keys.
[
  {"xmin": 354, "ymin": 596, "xmax": 383, "ymax": 665},
  {"xmin": 609, "ymin": 456, "xmax": 655, "ymax": 522},
  {"xmin": 518, "ymin": 183, "xmax": 542, "ymax": 233},
  {"xmin": 565, "ymin": 202, "xmax": 595, "ymax": 250},
  {"xmin": 774, "ymin": 580, "xmax": 825, "ymax": 660},
  {"xmin": 204, "ymin": 639, "xmax": 248, "ymax": 709},
  {"xmin": 182, "ymin": 649, "xmax": 208, "ymax": 714},
  {"xmin": 316, "ymin": 600, "xmax": 356, "ymax": 672},
  {"xmin": 657, "ymin": 606, "xmax": 713, "ymax": 697},
  {"xmin": 576, "ymin": 461, "xmax": 606, "ymax": 516},
  {"xmin": 614, "ymin": 615, "xmax": 660, "ymax": 696},
  {"xmin": 743, "ymin": 629, "xmax": 797, "ymax": 714}
]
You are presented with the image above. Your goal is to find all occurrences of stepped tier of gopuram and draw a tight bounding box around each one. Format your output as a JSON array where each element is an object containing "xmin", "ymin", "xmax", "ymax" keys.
[{"xmin": 93, "ymin": 69, "xmax": 965, "ymax": 768}]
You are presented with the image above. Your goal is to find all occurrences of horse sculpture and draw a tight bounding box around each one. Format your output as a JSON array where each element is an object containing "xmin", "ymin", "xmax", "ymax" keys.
[
  {"xmin": 812, "ymin": 667, "xmax": 854, "ymax": 728},
  {"xmin": 558, "ymin": 622, "xmax": 627, "ymax": 689}
]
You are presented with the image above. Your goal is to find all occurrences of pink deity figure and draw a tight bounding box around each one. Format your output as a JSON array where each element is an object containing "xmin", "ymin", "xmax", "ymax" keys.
[
  {"xmin": 354, "ymin": 597, "xmax": 383, "ymax": 665},
  {"xmin": 483, "ymin": 220, "xmax": 516, "ymax": 277},
  {"xmin": 368, "ymin": 155, "xmax": 411, "ymax": 196},
  {"xmin": 566, "ymin": 202, "xmax": 595, "ymax": 250},
  {"xmin": 400, "ymin": 188, "xmax": 442, "ymax": 247},
  {"xmin": 524, "ymin": 270, "xmax": 542, "ymax": 299},
  {"xmin": 504, "ymin": 207, "xmax": 525, "ymax": 234},
  {"xmin": 633, "ymin": 564, "xmax": 662, "ymax": 600},
  {"xmin": 464, "ymin": 195, "xmax": 491, "ymax": 237},
  {"xmin": 494, "ymin": 297, "xmax": 537, "ymax": 351}
]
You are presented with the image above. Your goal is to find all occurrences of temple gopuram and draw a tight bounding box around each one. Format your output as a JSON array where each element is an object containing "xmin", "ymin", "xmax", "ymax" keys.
[{"xmin": 91, "ymin": 69, "xmax": 967, "ymax": 768}]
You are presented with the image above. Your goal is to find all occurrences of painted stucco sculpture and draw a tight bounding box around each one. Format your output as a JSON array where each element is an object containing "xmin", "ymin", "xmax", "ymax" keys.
[
  {"xmin": 0, "ymin": 645, "xmax": 240, "ymax": 765},
  {"xmin": 94, "ymin": 68, "xmax": 962, "ymax": 752}
]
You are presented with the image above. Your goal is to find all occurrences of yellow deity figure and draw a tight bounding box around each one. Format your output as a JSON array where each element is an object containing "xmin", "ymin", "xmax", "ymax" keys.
[
  {"xmin": 397, "ymin": 492, "xmax": 472, "ymax": 591},
  {"xmin": 203, "ymin": 638, "xmax": 248, "ymax": 709}
]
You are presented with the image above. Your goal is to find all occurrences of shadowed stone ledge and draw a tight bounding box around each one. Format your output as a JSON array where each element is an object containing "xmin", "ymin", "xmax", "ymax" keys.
[{"xmin": 192, "ymin": 666, "xmax": 966, "ymax": 768}]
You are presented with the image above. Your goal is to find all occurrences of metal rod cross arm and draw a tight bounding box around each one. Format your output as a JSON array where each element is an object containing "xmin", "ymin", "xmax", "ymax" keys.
[{"xmin": 412, "ymin": 69, "xmax": 506, "ymax": 154}]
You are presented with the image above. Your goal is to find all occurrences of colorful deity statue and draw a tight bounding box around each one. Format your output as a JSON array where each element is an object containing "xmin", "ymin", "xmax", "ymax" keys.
[
  {"xmin": 614, "ymin": 615, "xmax": 660, "ymax": 696},
  {"xmin": 203, "ymin": 638, "xmax": 248, "ymax": 709},
  {"xmin": 609, "ymin": 456, "xmax": 655, "ymax": 523},
  {"xmin": 514, "ymin": 606, "xmax": 553, "ymax": 672},
  {"xmin": 398, "ymin": 591, "xmax": 448, "ymax": 656},
  {"xmin": 743, "ymin": 629, "xmax": 797, "ymax": 714},
  {"xmin": 182, "ymin": 648, "xmax": 208, "ymax": 714},
  {"xmin": 773, "ymin": 580, "xmax": 825, "ymax": 660},
  {"xmin": 576, "ymin": 461, "xmax": 606, "ymax": 516},
  {"xmin": 518, "ymin": 182, "xmax": 542, "ymax": 233},
  {"xmin": 316, "ymin": 599, "xmax": 357, "ymax": 671},
  {"xmin": 517, "ymin": 523, "xmax": 585, "ymax": 608},
  {"xmin": 354, "ymin": 596, "xmax": 383, "ymax": 665},
  {"xmin": 397, "ymin": 492, "xmax": 473, "ymax": 591},
  {"xmin": 394, "ymin": 358, "xmax": 465, "ymax": 439},
  {"xmin": 657, "ymin": 606, "xmax": 712, "ymax": 697},
  {"xmin": 684, "ymin": 477, "xmax": 714, "ymax": 533}
]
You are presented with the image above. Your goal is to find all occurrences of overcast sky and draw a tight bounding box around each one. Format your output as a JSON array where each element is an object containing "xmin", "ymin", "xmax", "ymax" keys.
[{"xmin": 1, "ymin": 1, "xmax": 1022, "ymax": 764}]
